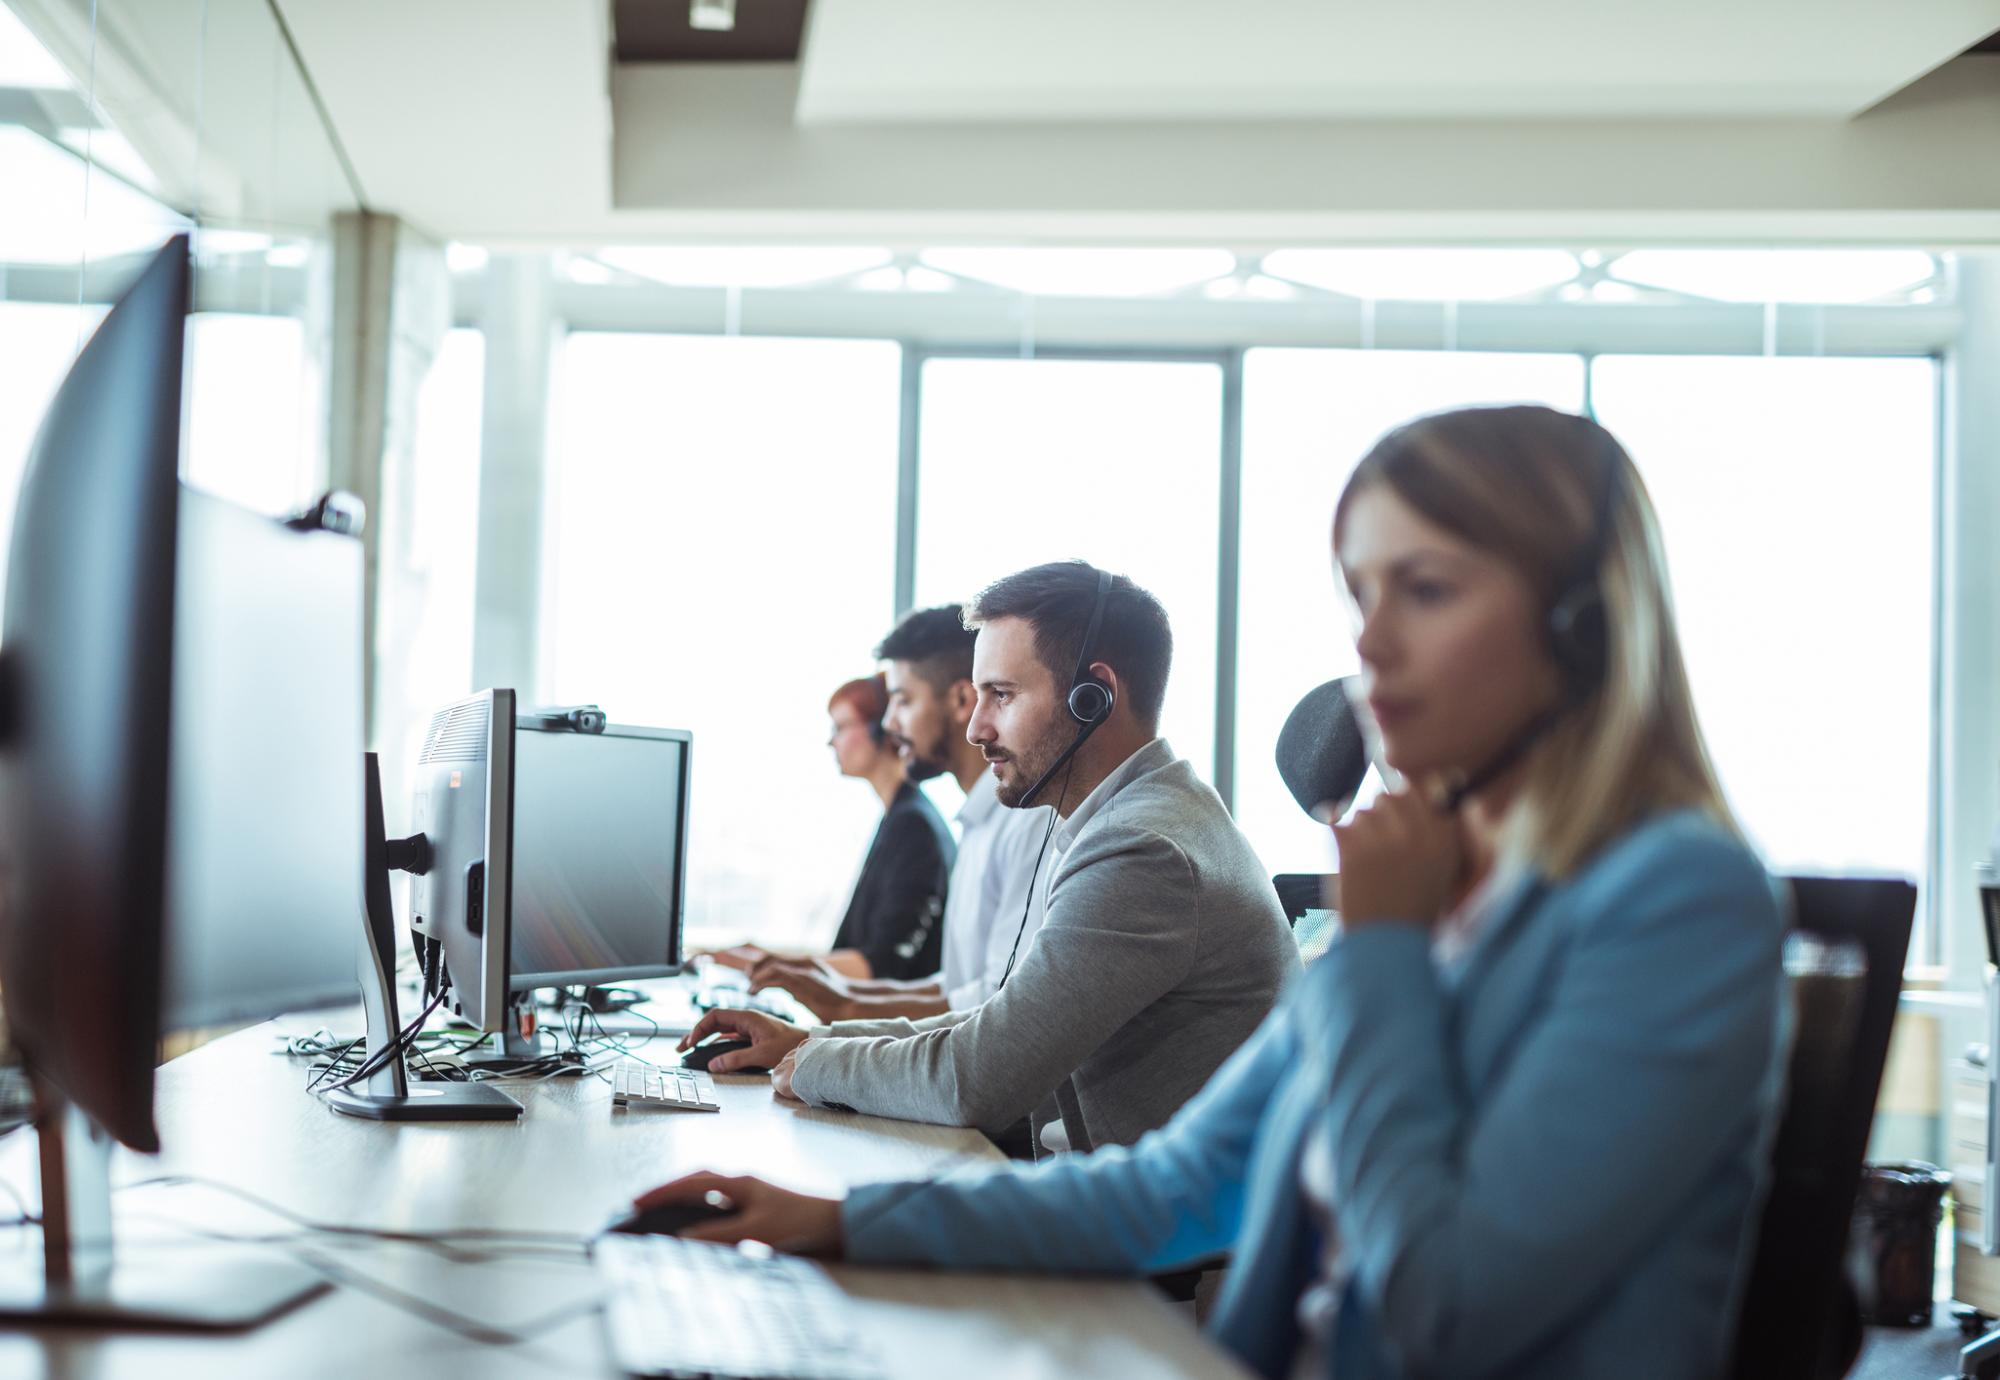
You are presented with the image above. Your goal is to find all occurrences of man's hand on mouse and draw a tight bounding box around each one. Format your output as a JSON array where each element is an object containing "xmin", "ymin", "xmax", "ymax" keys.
[
  {"xmin": 677, "ymin": 1008, "xmax": 809, "ymax": 1075},
  {"xmin": 769, "ymin": 1042, "xmax": 810, "ymax": 1102},
  {"xmin": 750, "ymin": 961, "xmax": 855, "ymax": 1024},
  {"xmin": 633, "ymin": 1172, "xmax": 843, "ymax": 1255},
  {"xmin": 693, "ymin": 944, "xmax": 773, "ymax": 974}
]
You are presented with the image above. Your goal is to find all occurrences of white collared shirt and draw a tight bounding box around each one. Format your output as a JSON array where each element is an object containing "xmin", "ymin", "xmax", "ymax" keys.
[{"xmin": 940, "ymin": 770, "xmax": 1053, "ymax": 1010}]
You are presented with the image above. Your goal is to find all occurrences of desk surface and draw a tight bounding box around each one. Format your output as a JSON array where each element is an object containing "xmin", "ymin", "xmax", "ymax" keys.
[{"xmin": 0, "ymin": 1002, "xmax": 1250, "ymax": 1380}]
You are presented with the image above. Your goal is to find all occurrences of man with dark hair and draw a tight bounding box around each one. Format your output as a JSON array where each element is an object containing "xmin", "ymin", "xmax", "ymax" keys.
[
  {"xmin": 746, "ymin": 605, "xmax": 1053, "ymax": 1022},
  {"xmin": 682, "ymin": 562, "xmax": 1298, "ymax": 1159}
]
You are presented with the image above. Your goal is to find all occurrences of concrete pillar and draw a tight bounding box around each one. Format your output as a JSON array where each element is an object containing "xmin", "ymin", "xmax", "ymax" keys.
[
  {"xmin": 468, "ymin": 253, "xmax": 555, "ymax": 698},
  {"xmin": 325, "ymin": 210, "xmax": 449, "ymax": 746}
]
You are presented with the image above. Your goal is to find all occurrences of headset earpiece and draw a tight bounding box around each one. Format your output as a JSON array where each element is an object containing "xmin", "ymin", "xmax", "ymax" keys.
[
  {"xmin": 1067, "ymin": 677, "xmax": 1113, "ymax": 726},
  {"xmin": 1546, "ymin": 581, "xmax": 1608, "ymax": 687},
  {"xmin": 1066, "ymin": 569, "xmax": 1116, "ymax": 727},
  {"xmin": 1544, "ymin": 436, "xmax": 1623, "ymax": 692},
  {"xmin": 1015, "ymin": 566, "xmax": 1117, "ymax": 810}
]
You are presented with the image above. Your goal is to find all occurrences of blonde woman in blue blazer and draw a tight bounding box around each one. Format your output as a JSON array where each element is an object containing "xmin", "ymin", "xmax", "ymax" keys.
[{"xmin": 636, "ymin": 405, "xmax": 1788, "ymax": 1380}]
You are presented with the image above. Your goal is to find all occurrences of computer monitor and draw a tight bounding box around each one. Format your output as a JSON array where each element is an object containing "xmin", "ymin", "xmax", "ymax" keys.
[
  {"xmin": 0, "ymin": 241, "xmax": 185, "ymax": 1158},
  {"xmin": 509, "ymin": 721, "xmax": 691, "ymax": 990},
  {"xmin": 405, "ymin": 688, "xmax": 516, "ymax": 1032},
  {"xmin": 0, "ymin": 235, "xmax": 354, "ymax": 1327},
  {"xmin": 161, "ymin": 488, "xmax": 369, "ymax": 1030}
]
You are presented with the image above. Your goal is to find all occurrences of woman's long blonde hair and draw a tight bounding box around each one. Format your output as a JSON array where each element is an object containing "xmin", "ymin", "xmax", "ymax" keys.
[{"xmin": 1333, "ymin": 404, "xmax": 1735, "ymax": 879}]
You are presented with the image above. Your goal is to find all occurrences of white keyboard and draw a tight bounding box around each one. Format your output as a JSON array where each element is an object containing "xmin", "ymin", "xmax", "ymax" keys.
[
  {"xmin": 610, "ymin": 1060, "xmax": 719, "ymax": 1112},
  {"xmin": 598, "ymin": 1234, "xmax": 883, "ymax": 1380}
]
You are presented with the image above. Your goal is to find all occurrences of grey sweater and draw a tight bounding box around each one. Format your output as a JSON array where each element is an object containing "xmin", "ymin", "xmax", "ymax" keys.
[{"xmin": 788, "ymin": 739, "xmax": 1300, "ymax": 1153}]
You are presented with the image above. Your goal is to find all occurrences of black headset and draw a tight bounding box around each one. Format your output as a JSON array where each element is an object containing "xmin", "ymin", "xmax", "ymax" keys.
[
  {"xmin": 1543, "ymin": 432, "xmax": 1625, "ymax": 692},
  {"xmin": 1065, "ymin": 568, "xmax": 1116, "ymax": 727},
  {"xmin": 1443, "ymin": 434, "xmax": 1625, "ymax": 810},
  {"xmin": 1018, "ymin": 568, "xmax": 1115, "ymax": 808}
]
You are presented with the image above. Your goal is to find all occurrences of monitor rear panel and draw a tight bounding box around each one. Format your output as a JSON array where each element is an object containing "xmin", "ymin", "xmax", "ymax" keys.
[
  {"xmin": 0, "ymin": 238, "xmax": 187, "ymax": 1151},
  {"xmin": 161, "ymin": 488, "xmax": 365, "ymax": 1032},
  {"xmin": 409, "ymin": 690, "xmax": 514, "ymax": 1029}
]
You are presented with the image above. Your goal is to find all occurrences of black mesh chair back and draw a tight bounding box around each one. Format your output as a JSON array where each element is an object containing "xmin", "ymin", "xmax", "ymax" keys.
[
  {"xmin": 1272, "ymin": 873, "xmax": 1338, "ymax": 963},
  {"xmin": 1729, "ymin": 875, "xmax": 1916, "ymax": 1380}
]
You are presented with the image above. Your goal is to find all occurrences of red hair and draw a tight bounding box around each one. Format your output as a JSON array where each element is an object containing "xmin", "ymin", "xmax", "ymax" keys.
[{"xmin": 828, "ymin": 674, "xmax": 889, "ymax": 737}]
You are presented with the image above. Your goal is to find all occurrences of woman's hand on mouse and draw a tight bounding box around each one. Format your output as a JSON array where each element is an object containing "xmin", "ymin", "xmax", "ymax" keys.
[
  {"xmin": 1332, "ymin": 785, "xmax": 1462, "ymax": 930},
  {"xmin": 677, "ymin": 1009, "xmax": 808, "ymax": 1073},
  {"xmin": 634, "ymin": 1172, "xmax": 843, "ymax": 1256}
]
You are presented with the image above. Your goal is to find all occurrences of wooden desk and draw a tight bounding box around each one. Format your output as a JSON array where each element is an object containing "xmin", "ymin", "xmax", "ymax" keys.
[{"xmin": 0, "ymin": 1009, "xmax": 1251, "ymax": 1380}]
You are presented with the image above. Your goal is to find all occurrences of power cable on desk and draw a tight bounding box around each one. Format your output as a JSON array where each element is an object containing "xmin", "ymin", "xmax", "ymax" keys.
[
  {"xmin": 117, "ymin": 1211, "xmax": 588, "ymax": 1268},
  {"xmin": 289, "ymin": 991, "xmax": 684, "ymax": 1100},
  {"xmin": 286, "ymin": 1245, "xmax": 605, "ymax": 1347},
  {"xmin": 0, "ymin": 1171, "xmax": 601, "ymax": 1347},
  {"xmin": 108, "ymin": 1213, "xmax": 605, "ymax": 1348},
  {"xmin": 124, "ymin": 1174, "xmax": 593, "ymax": 1259},
  {"xmin": 304, "ymin": 985, "xmax": 448, "ymax": 1095}
]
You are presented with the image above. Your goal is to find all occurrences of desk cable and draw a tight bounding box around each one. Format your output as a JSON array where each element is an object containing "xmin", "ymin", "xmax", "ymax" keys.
[
  {"xmin": 0, "ymin": 1168, "xmax": 603, "ymax": 1347},
  {"xmin": 305, "ymin": 985, "xmax": 448, "ymax": 1095},
  {"xmin": 117, "ymin": 1174, "xmax": 602, "ymax": 1347}
]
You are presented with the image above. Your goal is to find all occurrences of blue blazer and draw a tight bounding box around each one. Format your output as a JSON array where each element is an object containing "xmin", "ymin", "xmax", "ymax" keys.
[{"xmin": 844, "ymin": 809, "xmax": 1786, "ymax": 1379}]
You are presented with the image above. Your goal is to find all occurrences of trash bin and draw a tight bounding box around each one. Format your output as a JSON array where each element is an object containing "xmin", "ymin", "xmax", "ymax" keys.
[{"xmin": 1852, "ymin": 1160, "xmax": 1952, "ymax": 1327}]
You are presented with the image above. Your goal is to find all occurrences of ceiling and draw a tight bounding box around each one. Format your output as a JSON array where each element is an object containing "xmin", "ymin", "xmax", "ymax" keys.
[
  {"xmin": 20, "ymin": 0, "xmax": 2000, "ymax": 245},
  {"xmin": 613, "ymin": 0, "xmax": 808, "ymax": 62},
  {"xmin": 277, "ymin": 0, "xmax": 612, "ymax": 237},
  {"xmin": 791, "ymin": 0, "xmax": 2000, "ymax": 123}
]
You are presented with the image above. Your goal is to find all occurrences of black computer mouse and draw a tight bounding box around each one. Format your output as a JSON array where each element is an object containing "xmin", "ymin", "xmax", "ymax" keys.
[
  {"xmin": 681, "ymin": 1037, "xmax": 767, "ymax": 1073},
  {"xmin": 604, "ymin": 1194, "xmax": 739, "ymax": 1237}
]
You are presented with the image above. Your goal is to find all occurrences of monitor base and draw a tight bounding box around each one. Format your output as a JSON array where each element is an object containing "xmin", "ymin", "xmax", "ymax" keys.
[
  {"xmin": 324, "ymin": 1082, "xmax": 522, "ymax": 1121},
  {"xmin": 0, "ymin": 1243, "xmax": 328, "ymax": 1330}
]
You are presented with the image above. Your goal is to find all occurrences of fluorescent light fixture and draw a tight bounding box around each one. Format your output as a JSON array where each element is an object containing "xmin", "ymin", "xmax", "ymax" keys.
[
  {"xmin": 1608, "ymin": 250, "xmax": 1938, "ymax": 305},
  {"xmin": 593, "ymin": 246, "xmax": 890, "ymax": 289},
  {"xmin": 1262, "ymin": 249, "xmax": 1579, "ymax": 303},
  {"xmin": 690, "ymin": 0, "xmax": 737, "ymax": 32},
  {"xmin": 918, "ymin": 248, "xmax": 1235, "ymax": 298}
]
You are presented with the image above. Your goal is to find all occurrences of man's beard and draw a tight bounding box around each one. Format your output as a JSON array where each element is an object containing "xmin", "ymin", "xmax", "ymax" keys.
[
  {"xmin": 990, "ymin": 718, "xmax": 1076, "ymax": 808},
  {"xmin": 897, "ymin": 738, "xmax": 947, "ymax": 783},
  {"xmin": 894, "ymin": 722, "xmax": 952, "ymax": 783}
]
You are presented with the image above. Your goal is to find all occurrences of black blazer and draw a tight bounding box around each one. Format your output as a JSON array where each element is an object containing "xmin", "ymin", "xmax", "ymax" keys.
[{"xmin": 831, "ymin": 782, "xmax": 955, "ymax": 980}]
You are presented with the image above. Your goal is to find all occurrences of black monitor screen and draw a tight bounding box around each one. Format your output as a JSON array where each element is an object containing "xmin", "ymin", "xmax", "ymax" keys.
[{"xmin": 509, "ymin": 726, "xmax": 689, "ymax": 987}]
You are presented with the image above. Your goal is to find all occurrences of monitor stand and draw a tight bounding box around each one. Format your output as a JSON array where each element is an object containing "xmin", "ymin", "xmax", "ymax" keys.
[
  {"xmin": 0, "ymin": 1089, "xmax": 329, "ymax": 1328},
  {"xmin": 325, "ymin": 753, "xmax": 521, "ymax": 1122}
]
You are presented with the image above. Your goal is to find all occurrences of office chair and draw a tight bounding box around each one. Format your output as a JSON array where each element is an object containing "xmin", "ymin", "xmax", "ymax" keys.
[
  {"xmin": 1271, "ymin": 873, "xmax": 1338, "ymax": 963},
  {"xmin": 1728, "ymin": 875, "xmax": 1917, "ymax": 1380}
]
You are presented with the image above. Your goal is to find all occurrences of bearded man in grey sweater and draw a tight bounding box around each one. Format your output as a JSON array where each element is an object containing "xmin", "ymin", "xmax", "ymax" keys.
[{"xmin": 680, "ymin": 562, "xmax": 1299, "ymax": 1155}]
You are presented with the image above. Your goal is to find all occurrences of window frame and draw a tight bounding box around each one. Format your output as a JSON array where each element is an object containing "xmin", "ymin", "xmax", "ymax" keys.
[{"xmin": 4, "ymin": 253, "xmax": 1955, "ymax": 966}]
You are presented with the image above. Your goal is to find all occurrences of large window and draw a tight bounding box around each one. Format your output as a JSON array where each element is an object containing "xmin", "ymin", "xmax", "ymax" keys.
[
  {"xmin": 0, "ymin": 302, "xmax": 106, "ymax": 604},
  {"xmin": 543, "ymin": 333, "xmax": 903, "ymax": 952},
  {"xmin": 914, "ymin": 356, "xmax": 1224, "ymax": 781},
  {"xmin": 382, "ymin": 327, "xmax": 486, "ymax": 775},
  {"xmin": 1235, "ymin": 349, "xmax": 1587, "ymax": 874},
  {"xmin": 184, "ymin": 313, "xmax": 318, "ymax": 516},
  {"xmin": 1591, "ymin": 356, "xmax": 1937, "ymax": 885}
]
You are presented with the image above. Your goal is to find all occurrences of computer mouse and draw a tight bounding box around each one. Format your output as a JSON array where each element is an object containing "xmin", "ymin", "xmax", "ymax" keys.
[
  {"xmin": 604, "ymin": 1192, "xmax": 739, "ymax": 1238},
  {"xmin": 681, "ymin": 1037, "xmax": 767, "ymax": 1074}
]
